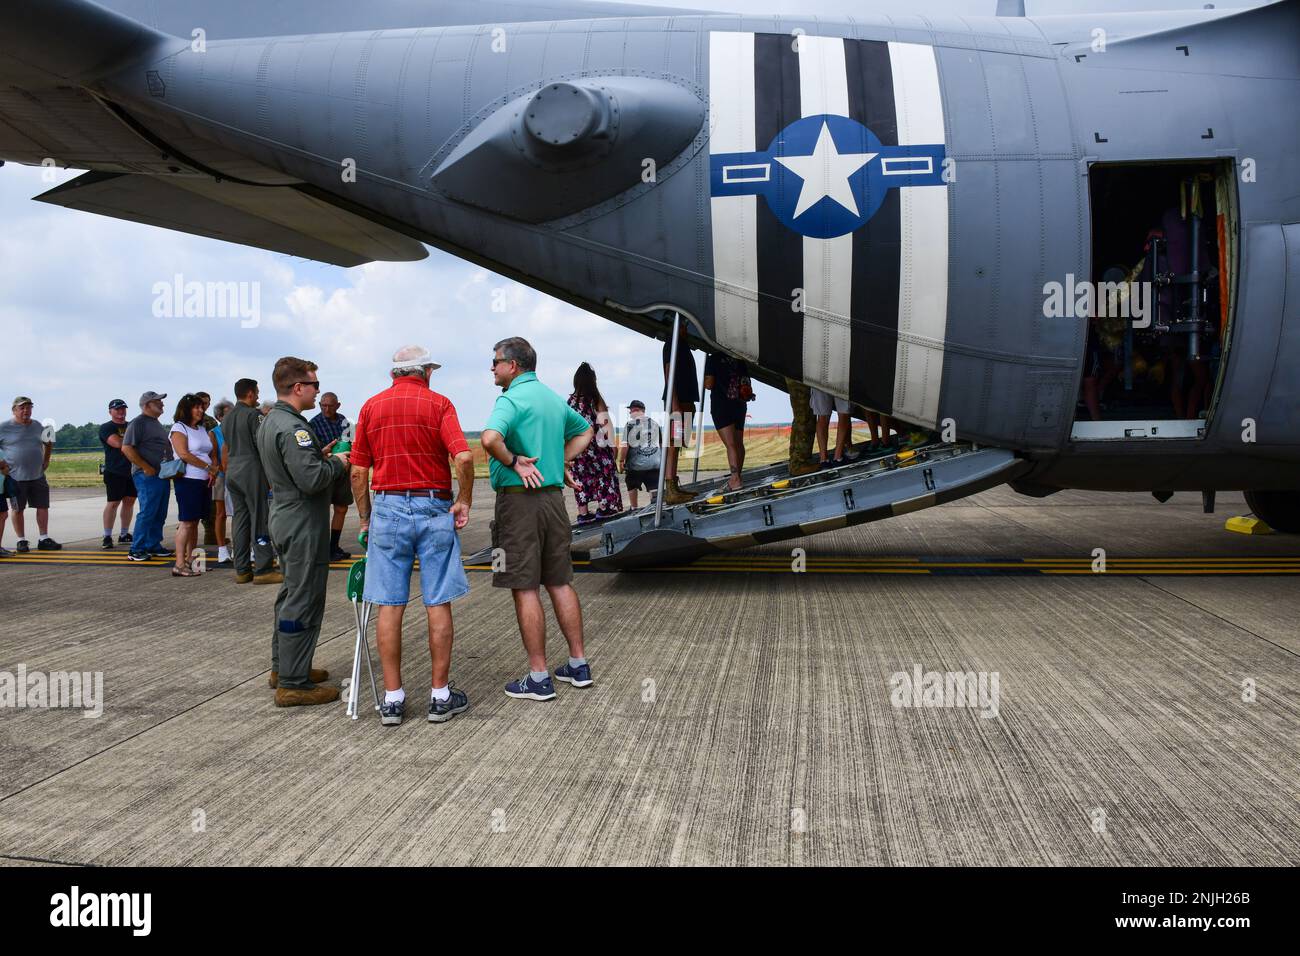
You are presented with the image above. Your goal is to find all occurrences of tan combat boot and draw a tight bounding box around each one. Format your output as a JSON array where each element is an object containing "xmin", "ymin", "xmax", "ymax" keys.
[
  {"xmin": 275, "ymin": 685, "xmax": 340, "ymax": 707},
  {"xmin": 663, "ymin": 476, "xmax": 694, "ymax": 505},
  {"xmin": 268, "ymin": 668, "xmax": 329, "ymax": 689},
  {"xmin": 253, "ymin": 570, "xmax": 283, "ymax": 584}
]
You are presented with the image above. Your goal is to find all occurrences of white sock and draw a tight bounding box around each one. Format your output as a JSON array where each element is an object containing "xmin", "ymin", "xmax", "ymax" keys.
[
  {"xmin": 431, "ymin": 686, "xmax": 450, "ymax": 702},
  {"xmin": 39, "ymin": 534, "xmax": 50, "ymax": 541},
  {"xmin": 384, "ymin": 687, "xmax": 405, "ymax": 704}
]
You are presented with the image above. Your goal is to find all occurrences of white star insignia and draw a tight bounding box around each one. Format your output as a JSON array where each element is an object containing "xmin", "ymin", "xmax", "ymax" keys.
[{"xmin": 774, "ymin": 121, "xmax": 876, "ymax": 220}]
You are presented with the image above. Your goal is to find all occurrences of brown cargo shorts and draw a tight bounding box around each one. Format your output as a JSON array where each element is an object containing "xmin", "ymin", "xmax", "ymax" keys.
[{"xmin": 491, "ymin": 487, "xmax": 574, "ymax": 589}]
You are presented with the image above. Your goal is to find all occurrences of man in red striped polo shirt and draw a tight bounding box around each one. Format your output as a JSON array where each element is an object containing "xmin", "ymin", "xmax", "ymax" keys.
[{"xmin": 349, "ymin": 345, "xmax": 476, "ymax": 727}]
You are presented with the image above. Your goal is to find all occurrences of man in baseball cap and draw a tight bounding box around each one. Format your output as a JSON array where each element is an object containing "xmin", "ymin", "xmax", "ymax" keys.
[
  {"xmin": 99, "ymin": 399, "xmax": 137, "ymax": 549},
  {"xmin": 0, "ymin": 396, "xmax": 59, "ymax": 552},
  {"xmin": 121, "ymin": 391, "xmax": 174, "ymax": 560},
  {"xmin": 617, "ymin": 399, "xmax": 661, "ymax": 509}
]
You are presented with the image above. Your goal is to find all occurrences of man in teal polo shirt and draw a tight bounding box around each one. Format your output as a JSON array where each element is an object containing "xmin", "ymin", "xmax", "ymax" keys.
[{"xmin": 481, "ymin": 336, "xmax": 595, "ymax": 702}]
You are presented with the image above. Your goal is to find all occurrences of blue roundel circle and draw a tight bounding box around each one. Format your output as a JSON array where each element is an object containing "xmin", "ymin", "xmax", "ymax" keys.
[{"xmin": 765, "ymin": 114, "xmax": 886, "ymax": 239}]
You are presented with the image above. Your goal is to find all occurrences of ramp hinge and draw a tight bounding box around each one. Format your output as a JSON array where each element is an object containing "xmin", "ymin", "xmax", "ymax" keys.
[
  {"xmin": 603, "ymin": 533, "xmax": 614, "ymax": 554},
  {"xmin": 683, "ymin": 519, "xmax": 693, "ymax": 536},
  {"xmin": 923, "ymin": 468, "xmax": 936, "ymax": 491},
  {"xmin": 843, "ymin": 487, "xmax": 856, "ymax": 510},
  {"xmin": 762, "ymin": 503, "xmax": 774, "ymax": 527}
]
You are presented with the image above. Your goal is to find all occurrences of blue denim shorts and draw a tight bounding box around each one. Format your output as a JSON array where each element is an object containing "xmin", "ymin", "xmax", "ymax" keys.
[{"xmin": 364, "ymin": 494, "xmax": 470, "ymax": 607}]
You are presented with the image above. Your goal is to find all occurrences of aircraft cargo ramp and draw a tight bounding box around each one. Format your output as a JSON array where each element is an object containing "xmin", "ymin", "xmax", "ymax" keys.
[{"xmin": 536, "ymin": 442, "xmax": 1029, "ymax": 570}]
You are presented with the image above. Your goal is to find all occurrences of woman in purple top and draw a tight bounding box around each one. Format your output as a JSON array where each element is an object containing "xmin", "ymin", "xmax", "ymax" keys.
[{"xmin": 567, "ymin": 363, "xmax": 624, "ymax": 525}]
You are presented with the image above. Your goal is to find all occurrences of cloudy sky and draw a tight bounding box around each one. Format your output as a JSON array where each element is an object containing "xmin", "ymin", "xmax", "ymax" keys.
[
  {"xmin": 0, "ymin": 159, "xmax": 664, "ymax": 436},
  {"xmin": 0, "ymin": 0, "xmax": 1259, "ymax": 434}
]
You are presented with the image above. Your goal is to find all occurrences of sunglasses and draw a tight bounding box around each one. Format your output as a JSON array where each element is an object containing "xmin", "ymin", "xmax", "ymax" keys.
[
  {"xmin": 296, "ymin": 380, "xmax": 322, "ymax": 390},
  {"xmin": 491, "ymin": 357, "xmax": 513, "ymax": 368}
]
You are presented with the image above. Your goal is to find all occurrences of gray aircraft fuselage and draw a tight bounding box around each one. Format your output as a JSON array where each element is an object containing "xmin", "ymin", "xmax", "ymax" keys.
[{"xmin": 2, "ymin": 0, "xmax": 1298, "ymax": 498}]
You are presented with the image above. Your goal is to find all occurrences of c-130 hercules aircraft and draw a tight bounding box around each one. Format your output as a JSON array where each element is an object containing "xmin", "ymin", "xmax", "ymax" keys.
[{"xmin": 2, "ymin": 0, "xmax": 1297, "ymax": 567}]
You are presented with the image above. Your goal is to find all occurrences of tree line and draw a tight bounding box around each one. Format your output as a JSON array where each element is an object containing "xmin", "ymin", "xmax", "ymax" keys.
[{"xmin": 49, "ymin": 421, "xmax": 137, "ymax": 453}]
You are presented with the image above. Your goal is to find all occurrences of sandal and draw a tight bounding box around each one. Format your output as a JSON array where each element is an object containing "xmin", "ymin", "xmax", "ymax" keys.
[{"xmin": 171, "ymin": 564, "xmax": 199, "ymax": 577}]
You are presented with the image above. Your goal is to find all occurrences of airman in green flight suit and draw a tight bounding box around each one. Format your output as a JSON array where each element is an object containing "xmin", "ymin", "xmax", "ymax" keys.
[{"xmin": 256, "ymin": 356, "xmax": 351, "ymax": 707}]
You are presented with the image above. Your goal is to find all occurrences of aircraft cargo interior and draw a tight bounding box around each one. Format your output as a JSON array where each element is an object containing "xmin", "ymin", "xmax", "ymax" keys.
[{"xmin": 1078, "ymin": 159, "xmax": 1238, "ymax": 437}]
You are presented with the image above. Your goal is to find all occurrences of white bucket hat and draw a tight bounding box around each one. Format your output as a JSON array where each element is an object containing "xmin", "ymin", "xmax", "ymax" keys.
[{"xmin": 390, "ymin": 345, "xmax": 441, "ymax": 372}]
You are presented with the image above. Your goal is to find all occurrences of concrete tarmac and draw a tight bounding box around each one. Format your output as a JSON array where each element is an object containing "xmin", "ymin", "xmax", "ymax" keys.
[{"xmin": 0, "ymin": 482, "xmax": 1296, "ymax": 866}]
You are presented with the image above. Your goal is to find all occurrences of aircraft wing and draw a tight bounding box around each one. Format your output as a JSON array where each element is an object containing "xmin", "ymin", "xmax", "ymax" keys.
[
  {"xmin": 0, "ymin": 0, "xmax": 176, "ymax": 86},
  {"xmin": 90, "ymin": 0, "xmax": 713, "ymax": 40},
  {"xmin": 35, "ymin": 171, "xmax": 428, "ymax": 267}
]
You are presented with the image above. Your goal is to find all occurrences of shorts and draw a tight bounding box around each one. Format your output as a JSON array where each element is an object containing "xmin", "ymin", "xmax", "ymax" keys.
[
  {"xmin": 809, "ymin": 388, "xmax": 850, "ymax": 417},
  {"xmin": 626, "ymin": 467, "xmax": 658, "ymax": 492},
  {"xmin": 173, "ymin": 476, "xmax": 209, "ymax": 522},
  {"xmin": 364, "ymin": 494, "xmax": 469, "ymax": 607},
  {"xmin": 711, "ymin": 398, "xmax": 747, "ymax": 431},
  {"xmin": 104, "ymin": 471, "xmax": 136, "ymax": 502},
  {"xmin": 491, "ymin": 487, "xmax": 573, "ymax": 590},
  {"xmin": 10, "ymin": 477, "xmax": 50, "ymax": 511},
  {"xmin": 330, "ymin": 470, "xmax": 354, "ymax": 507}
]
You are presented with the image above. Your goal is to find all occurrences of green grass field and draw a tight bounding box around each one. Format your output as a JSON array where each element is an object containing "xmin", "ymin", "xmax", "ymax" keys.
[
  {"xmin": 45, "ymin": 451, "xmax": 107, "ymax": 488},
  {"xmin": 44, "ymin": 424, "xmax": 877, "ymax": 488}
]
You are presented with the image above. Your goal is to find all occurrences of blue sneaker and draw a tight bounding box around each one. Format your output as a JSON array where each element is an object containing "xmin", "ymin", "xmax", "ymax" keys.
[
  {"xmin": 505, "ymin": 673, "xmax": 556, "ymax": 701},
  {"xmin": 379, "ymin": 697, "xmax": 405, "ymax": 726},
  {"xmin": 554, "ymin": 662, "xmax": 593, "ymax": 689},
  {"xmin": 428, "ymin": 685, "xmax": 469, "ymax": 723}
]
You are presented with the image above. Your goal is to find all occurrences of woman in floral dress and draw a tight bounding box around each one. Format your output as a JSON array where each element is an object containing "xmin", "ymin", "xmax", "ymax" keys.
[{"xmin": 568, "ymin": 363, "xmax": 624, "ymax": 524}]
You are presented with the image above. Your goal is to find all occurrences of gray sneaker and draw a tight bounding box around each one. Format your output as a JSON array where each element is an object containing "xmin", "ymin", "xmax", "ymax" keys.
[
  {"xmin": 0, "ymin": 546, "xmax": 12, "ymax": 558},
  {"xmin": 428, "ymin": 686, "xmax": 469, "ymax": 723},
  {"xmin": 379, "ymin": 697, "xmax": 405, "ymax": 726}
]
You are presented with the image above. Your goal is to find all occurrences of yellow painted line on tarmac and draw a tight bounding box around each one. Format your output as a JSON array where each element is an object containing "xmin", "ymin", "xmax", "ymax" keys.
[
  {"xmin": 684, "ymin": 559, "xmax": 1300, "ymax": 570},
  {"xmin": 0, "ymin": 556, "xmax": 167, "ymax": 564},
  {"xmin": 1, "ymin": 554, "xmax": 163, "ymax": 562},
  {"xmin": 1040, "ymin": 567, "xmax": 1300, "ymax": 575},
  {"xmin": 459, "ymin": 559, "xmax": 1300, "ymax": 576},
  {"xmin": 627, "ymin": 565, "xmax": 935, "ymax": 574},
  {"xmin": 10, "ymin": 553, "xmax": 1300, "ymax": 577},
  {"xmin": 1032, "ymin": 556, "xmax": 1300, "ymax": 563},
  {"xmin": 3, "ymin": 556, "xmax": 184, "ymax": 563}
]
